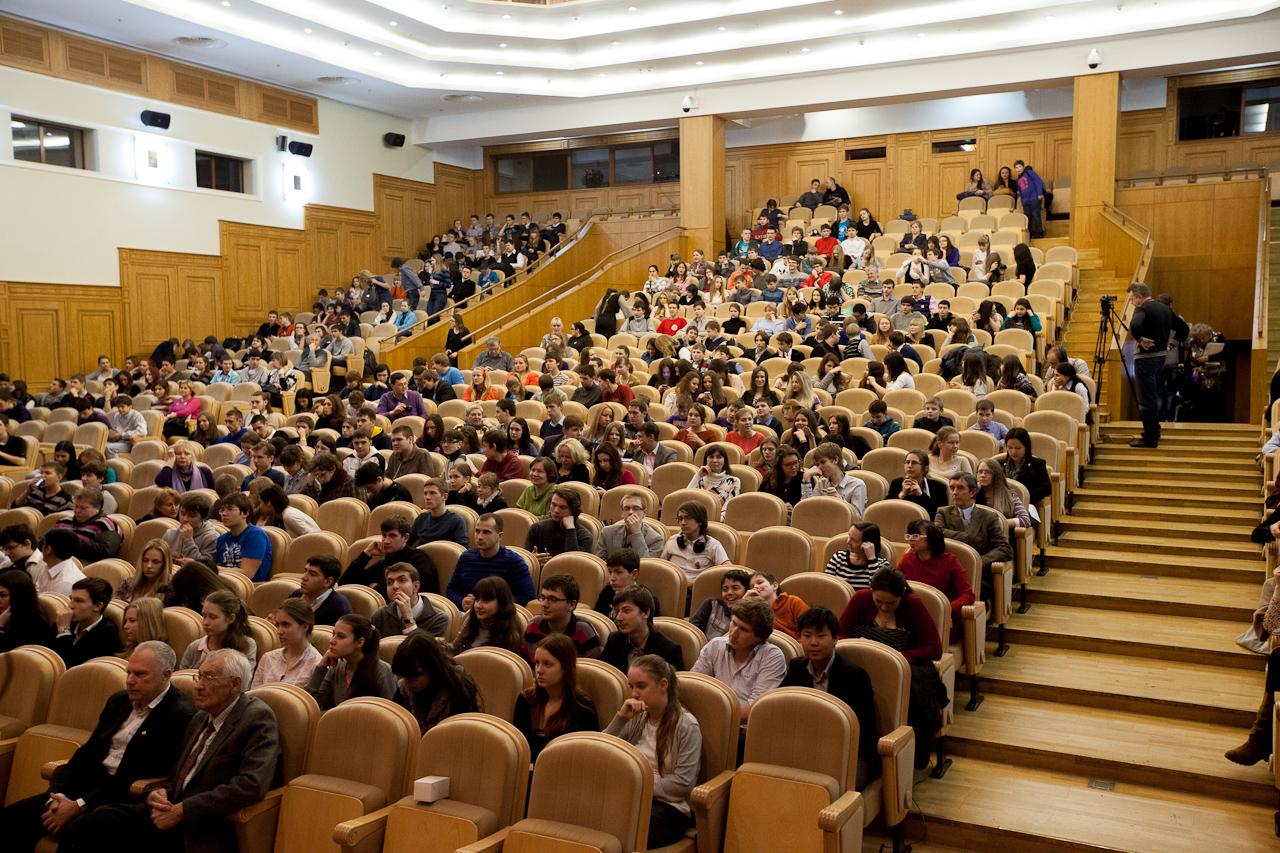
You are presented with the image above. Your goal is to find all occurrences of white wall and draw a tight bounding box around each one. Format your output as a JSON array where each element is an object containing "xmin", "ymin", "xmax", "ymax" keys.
[{"xmin": 0, "ymin": 64, "xmax": 435, "ymax": 287}]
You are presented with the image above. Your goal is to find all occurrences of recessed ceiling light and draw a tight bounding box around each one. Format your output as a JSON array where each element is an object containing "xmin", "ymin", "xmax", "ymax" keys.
[
  {"xmin": 390, "ymin": 21, "xmax": 398, "ymax": 26},
  {"xmin": 695, "ymin": 61, "xmax": 703, "ymax": 66},
  {"xmin": 496, "ymin": 71, "xmax": 504, "ymax": 75},
  {"xmin": 303, "ymin": 28, "xmax": 312, "ymax": 33},
  {"xmin": 1044, "ymin": 14, "xmax": 1054, "ymax": 19},
  {"xmin": 442, "ymin": 93, "xmax": 484, "ymax": 102},
  {"xmin": 502, "ymin": 14, "xmax": 511, "ymax": 18},
  {"xmin": 628, "ymin": 6, "xmax": 637, "ymax": 10},
  {"xmin": 917, "ymin": 32, "xmax": 926, "ymax": 37},
  {"xmin": 172, "ymin": 36, "xmax": 227, "ymax": 48},
  {"xmin": 598, "ymin": 73, "xmax": 606, "ymax": 77},
  {"xmin": 612, "ymin": 40, "xmax": 620, "ymax": 45},
  {"xmin": 717, "ymin": 26, "xmax": 726, "ymax": 31},
  {"xmin": 834, "ymin": 9, "xmax": 843, "ymax": 14},
  {"xmin": 499, "ymin": 43, "xmax": 507, "ymax": 47},
  {"xmin": 801, "ymin": 48, "xmax": 809, "ymax": 52},
  {"xmin": 221, "ymin": 1, "xmax": 229, "ymax": 5},
  {"xmin": 317, "ymin": 76, "xmax": 360, "ymax": 85},
  {"xmin": 373, "ymin": 51, "xmax": 382, "ymax": 55}
]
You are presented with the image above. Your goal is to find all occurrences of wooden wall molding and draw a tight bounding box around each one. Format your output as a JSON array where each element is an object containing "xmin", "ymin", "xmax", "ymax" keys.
[{"xmin": 0, "ymin": 12, "xmax": 320, "ymax": 134}]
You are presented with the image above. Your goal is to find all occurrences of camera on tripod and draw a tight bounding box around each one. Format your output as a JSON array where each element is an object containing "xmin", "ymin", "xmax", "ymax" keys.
[{"xmin": 1100, "ymin": 294, "xmax": 1117, "ymax": 308}]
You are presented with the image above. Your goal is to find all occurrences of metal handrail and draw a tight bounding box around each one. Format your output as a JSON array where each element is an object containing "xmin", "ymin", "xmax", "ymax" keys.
[
  {"xmin": 462, "ymin": 225, "xmax": 686, "ymax": 344},
  {"xmin": 1114, "ymin": 165, "xmax": 1269, "ymax": 186}
]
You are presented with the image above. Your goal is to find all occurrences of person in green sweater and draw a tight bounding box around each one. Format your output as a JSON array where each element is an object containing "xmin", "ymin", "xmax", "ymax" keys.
[{"xmin": 517, "ymin": 457, "xmax": 557, "ymax": 520}]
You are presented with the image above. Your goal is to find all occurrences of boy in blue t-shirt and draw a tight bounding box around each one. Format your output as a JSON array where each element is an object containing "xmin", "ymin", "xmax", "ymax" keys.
[{"xmin": 216, "ymin": 494, "xmax": 273, "ymax": 582}]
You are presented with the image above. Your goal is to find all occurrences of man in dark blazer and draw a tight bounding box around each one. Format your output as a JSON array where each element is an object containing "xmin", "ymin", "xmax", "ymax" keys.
[
  {"xmin": 68, "ymin": 648, "xmax": 280, "ymax": 853},
  {"xmin": 600, "ymin": 585, "xmax": 683, "ymax": 674},
  {"xmin": 934, "ymin": 473, "xmax": 1013, "ymax": 572},
  {"xmin": 624, "ymin": 422, "xmax": 677, "ymax": 474},
  {"xmin": 0, "ymin": 642, "xmax": 195, "ymax": 853},
  {"xmin": 51, "ymin": 577, "xmax": 122, "ymax": 667},
  {"xmin": 781, "ymin": 606, "xmax": 879, "ymax": 791},
  {"xmin": 287, "ymin": 555, "xmax": 352, "ymax": 626}
]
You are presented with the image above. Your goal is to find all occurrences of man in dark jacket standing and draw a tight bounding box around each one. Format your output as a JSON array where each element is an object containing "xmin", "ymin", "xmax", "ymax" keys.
[{"xmin": 1126, "ymin": 283, "xmax": 1175, "ymax": 448}]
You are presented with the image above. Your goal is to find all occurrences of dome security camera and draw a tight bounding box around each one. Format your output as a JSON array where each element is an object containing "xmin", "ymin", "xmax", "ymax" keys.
[
  {"xmin": 681, "ymin": 95, "xmax": 695, "ymax": 113},
  {"xmin": 1087, "ymin": 49, "xmax": 1101, "ymax": 70}
]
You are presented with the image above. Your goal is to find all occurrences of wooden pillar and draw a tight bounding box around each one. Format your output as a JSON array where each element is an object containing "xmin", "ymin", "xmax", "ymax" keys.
[
  {"xmin": 679, "ymin": 115, "xmax": 726, "ymax": 254},
  {"xmin": 1070, "ymin": 72, "xmax": 1119, "ymax": 252}
]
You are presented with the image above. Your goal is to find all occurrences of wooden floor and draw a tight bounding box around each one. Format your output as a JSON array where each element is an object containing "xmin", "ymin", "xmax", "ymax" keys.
[{"xmin": 894, "ymin": 397, "xmax": 1278, "ymax": 847}]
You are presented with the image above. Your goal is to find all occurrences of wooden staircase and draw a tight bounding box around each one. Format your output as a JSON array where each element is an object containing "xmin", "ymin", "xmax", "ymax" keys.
[{"xmin": 890, "ymin": 422, "xmax": 1278, "ymax": 851}]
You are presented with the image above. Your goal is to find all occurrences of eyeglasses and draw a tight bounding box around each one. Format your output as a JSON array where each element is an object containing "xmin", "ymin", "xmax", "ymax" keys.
[
  {"xmin": 538, "ymin": 595, "xmax": 567, "ymax": 604},
  {"xmin": 904, "ymin": 534, "xmax": 925, "ymax": 541},
  {"xmin": 192, "ymin": 671, "xmax": 234, "ymax": 683}
]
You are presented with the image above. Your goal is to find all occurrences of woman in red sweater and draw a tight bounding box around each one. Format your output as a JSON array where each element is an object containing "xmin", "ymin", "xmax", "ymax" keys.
[
  {"xmin": 838, "ymin": 566, "xmax": 947, "ymax": 769},
  {"xmin": 897, "ymin": 519, "xmax": 974, "ymax": 637}
]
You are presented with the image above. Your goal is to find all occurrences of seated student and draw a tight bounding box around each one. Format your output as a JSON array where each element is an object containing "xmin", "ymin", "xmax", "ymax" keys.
[
  {"xmin": 105, "ymin": 395, "xmax": 147, "ymax": 459},
  {"xmin": 660, "ymin": 500, "xmax": 731, "ymax": 584},
  {"xmin": 543, "ymin": 417, "xmax": 586, "ymax": 465},
  {"xmin": 862, "ymin": 399, "xmax": 900, "ymax": 442},
  {"xmin": 690, "ymin": 568, "xmax": 751, "ymax": 641},
  {"xmin": 52, "ymin": 487, "xmax": 123, "ymax": 562},
  {"xmin": 799, "ymin": 441, "xmax": 868, "ymax": 521},
  {"xmin": 601, "ymin": 583, "xmax": 682, "ymax": 672},
  {"xmin": 30, "ymin": 527, "xmax": 86, "ymax": 597},
  {"xmin": 898, "ymin": 519, "xmax": 974, "ymax": 636},
  {"xmin": 912, "ymin": 397, "xmax": 954, "ymax": 434},
  {"xmin": 603, "ymin": 654, "xmax": 702, "ymax": 847},
  {"xmin": 0, "ymin": 568, "xmax": 55, "ymax": 652},
  {"xmin": 781, "ymin": 606, "xmax": 880, "ymax": 790},
  {"xmin": 250, "ymin": 598, "xmax": 323, "ymax": 689},
  {"xmin": 215, "ymin": 494, "xmax": 273, "ymax": 582},
  {"xmin": 51, "ymin": 577, "xmax": 122, "ymax": 667},
  {"xmin": 514, "ymin": 633, "xmax": 599, "ymax": 762},
  {"xmin": 286, "ymin": 556, "xmax": 353, "ymax": 627},
  {"xmin": 691, "ymin": 596, "xmax": 787, "ymax": 761},
  {"xmin": 888, "ymin": 449, "xmax": 945, "ymax": 518},
  {"xmin": 179, "ymin": 588, "xmax": 257, "ymax": 671},
  {"xmin": 594, "ymin": 492, "xmax": 665, "ymax": 563},
  {"xmin": 969, "ymin": 399, "xmax": 1009, "ymax": 449},
  {"xmin": 447, "ymin": 513, "xmax": 536, "ymax": 608},
  {"xmin": 524, "ymin": 485, "xmax": 594, "ymax": 569},
  {"xmin": 1, "ymin": 523, "xmax": 45, "ymax": 577},
  {"xmin": 371, "ymin": 562, "xmax": 449, "ymax": 638},
  {"xmin": 449, "ymin": 575, "xmax": 526, "ymax": 655},
  {"xmin": 114, "ymin": 538, "xmax": 174, "ymax": 603},
  {"xmin": 824, "ymin": 522, "xmax": 890, "ymax": 591},
  {"xmin": 838, "ymin": 566, "xmax": 946, "ymax": 769},
  {"xmin": 407, "ymin": 477, "xmax": 470, "ymax": 550},
  {"xmin": 522, "ymin": 573, "xmax": 603, "ymax": 662},
  {"xmin": 344, "ymin": 514, "xmax": 438, "ymax": 599},
  {"xmin": 308, "ymin": 614, "xmax": 398, "ymax": 710},
  {"xmin": 18, "ymin": 460, "xmax": 75, "ymax": 516},
  {"xmin": 391, "ymin": 632, "xmax": 482, "ymax": 734},
  {"xmin": 303, "ymin": 453, "xmax": 357, "ymax": 505},
  {"xmin": 687, "ymin": 443, "xmax": 740, "ymax": 514},
  {"xmin": 744, "ymin": 571, "xmax": 808, "ymax": 640}
]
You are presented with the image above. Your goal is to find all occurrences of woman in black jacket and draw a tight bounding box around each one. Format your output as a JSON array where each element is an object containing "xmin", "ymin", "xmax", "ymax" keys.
[
  {"xmin": 887, "ymin": 450, "xmax": 946, "ymax": 519},
  {"xmin": 1002, "ymin": 427, "xmax": 1052, "ymax": 506}
]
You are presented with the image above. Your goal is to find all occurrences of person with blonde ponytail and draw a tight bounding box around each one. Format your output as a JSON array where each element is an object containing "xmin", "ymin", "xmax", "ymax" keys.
[{"xmin": 605, "ymin": 654, "xmax": 702, "ymax": 847}]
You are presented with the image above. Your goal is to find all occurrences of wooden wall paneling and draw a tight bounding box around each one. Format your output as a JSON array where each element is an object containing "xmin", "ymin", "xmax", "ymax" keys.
[
  {"xmin": 119, "ymin": 249, "xmax": 222, "ymax": 356},
  {"xmin": 219, "ymin": 222, "xmax": 310, "ymax": 333},
  {"xmin": 889, "ymin": 135, "xmax": 927, "ymax": 217},
  {"xmin": 0, "ymin": 282, "xmax": 132, "ymax": 384},
  {"xmin": 1117, "ymin": 110, "xmax": 1164, "ymax": 177},
  {"xmin": 305, "ymin": 205, "xmax": 378, "ymax": 287},
  {"xmin": 9, "ymin": 304, "xmax": 61, "ymax": 386},
  {"xmin": 1071, "ymin": 73, "xmax": 1120, "ymax": 252},
  {"xmin": 843, "ymin": 164, "xmax": 885, "ymax": 221},
  {"xmin": 1047, "ymin": 129, "xmax": 1074, "ymax": 183},
  {"xmin": 932, "ymin": 156, "xmax": 972, "ymax": 222}
]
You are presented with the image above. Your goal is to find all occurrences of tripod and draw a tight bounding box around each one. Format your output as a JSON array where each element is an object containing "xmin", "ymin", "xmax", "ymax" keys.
[{"xmin": 1093, "ymin": 296, "xmax": 1142, "ymax": 448}]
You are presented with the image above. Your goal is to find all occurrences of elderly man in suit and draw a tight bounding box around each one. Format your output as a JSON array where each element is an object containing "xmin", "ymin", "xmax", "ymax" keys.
[
  {"xmin": 68, "ymin": 648, "xmax": 280, "ymax": 853},
  {"xmin": 934, "ymin": 472, "xmax": 1012, "ymax": 572},
  {"xmin": 0, "ymin": 642, "xmax": 196, "ymax": 853},
  {"xmin": 594, "ymin": 493, "xmax": 664, "ymax": 560}
]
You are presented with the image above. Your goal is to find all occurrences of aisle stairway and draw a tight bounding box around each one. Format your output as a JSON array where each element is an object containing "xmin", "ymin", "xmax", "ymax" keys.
[{"xmin": 896, "ymin": 422, "xmax": 1277, "ymax": 851}]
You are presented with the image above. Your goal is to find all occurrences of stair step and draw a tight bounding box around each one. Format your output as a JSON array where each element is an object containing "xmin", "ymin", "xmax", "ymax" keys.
[
  {"xmin": 1054, "ymin": 530, "xmax": 1259, "ymax": 559},
  {"xmin": 1070, "ymin": 487, "xmax": 1261, "ymax": 510},
  {"xmin": 1084, "ymin": 463, "xmax": 1259, "ymax": 482},
  {"xmin": 1069, "ymin": 500, "xmax": 1259, "ymax": 525},
  {"xmin": 910, "ymin": 757, "xmax": 1277, "ymax": 853},
  {"xmin": 1079, "ymin": 475, "xmax": 1258, "ymax": 496},
  {"xmin": 1005, "ymin": 603, "xmax": 1263, "ymax": 668},
  {"xmin": 1101, "ymin": 420, "xmax": 1261, "ymax": 435},
  {"xmin": 946, "ymin": 695, "xmax": 1275, "ymax": 806},
  {"xmin": 976, "ymin": 644, "xmax": 1261, "ymax": 725},
  {"xmin": 1024, "ymin": 570, "xmax": 1260, "ymax": 619},
  {"xmin": 1057, "ymin": 516, "xmax": 1256, "ymax": 543},
  {"xmin": 1043, "ymin": 546, "xmax": 1265, "ymax": 581}
]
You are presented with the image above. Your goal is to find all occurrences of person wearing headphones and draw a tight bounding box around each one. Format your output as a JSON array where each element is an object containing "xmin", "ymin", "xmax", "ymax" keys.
[{"xmin": 659, "ymin": 501, "xmax": 730, "ymax": 584}]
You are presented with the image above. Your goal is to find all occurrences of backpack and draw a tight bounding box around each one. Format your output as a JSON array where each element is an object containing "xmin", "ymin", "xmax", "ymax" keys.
[{"xmin": 363, "ymin": 347, "xmax": 379, "ymax": 375}]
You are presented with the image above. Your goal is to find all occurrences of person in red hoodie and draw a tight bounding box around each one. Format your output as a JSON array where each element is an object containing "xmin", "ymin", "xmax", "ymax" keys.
[{"xmin": 745, "ymin": 572, "xmax": 808, "ymax": 640}]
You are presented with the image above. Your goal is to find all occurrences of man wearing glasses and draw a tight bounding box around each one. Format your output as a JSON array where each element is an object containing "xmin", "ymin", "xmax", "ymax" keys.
[
  {"xmin": 68, "ymin": 648, "xmax": 278, "ymax": 853},
  {"xmin": 520, "ymin": 573, "xmax": 603, "ymax": 663},
  {"xmin": 594, "ymin": 495, "xmax": 663, "ymax": 559}
]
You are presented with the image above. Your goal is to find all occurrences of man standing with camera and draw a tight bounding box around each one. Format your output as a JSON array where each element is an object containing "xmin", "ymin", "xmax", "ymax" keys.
[{"xmin": 1126, "ymin": 283, "xmax": 1174, "ymax": 448}]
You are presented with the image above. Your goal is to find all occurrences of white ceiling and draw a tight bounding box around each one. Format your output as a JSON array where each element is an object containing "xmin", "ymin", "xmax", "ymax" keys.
[{"xmin": 8, "ymin": 0, "xmax": 1280, "ymax": 124}]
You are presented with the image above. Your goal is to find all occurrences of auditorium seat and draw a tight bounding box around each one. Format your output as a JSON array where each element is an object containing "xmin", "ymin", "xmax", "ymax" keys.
[
  {"xmin": 251, "ymin": 578, "xmax": 301, "ymax": 619},
  {"xmin": 703, "ymin": 687, "xmax": 863, "ymax": 853},
  {"xmin": 366, "ymin": 501, "xmax": 421, "ymax": 536},
  {"xmin": 233, "ymin": 684, "xmax": 321, "ymax": 853},
  {"xmin": 597, "ymin": 485, "xmax": 657, "ymax": 525},
  {"xmin": 337, "ymin": 585, "xmax": 386, "ymax": 620},
  {"xmin": 779, "ymin": 571, "xmax": 852, "ymax": 615},
  {"xmin": 281, "ymin": 531, "xmax": 347, "ymax": 578},
  {"xmin": 659, "ymin": 488, "xmax": 721, "ymax": 533},
  {"xmin": 0, "ymin": 656, "xmax": 127, "ymax": 805},
  {"xmin": 722, "ymin": 492, "xmax": 785, "ymax": 543},
  {"xmin": 419, "ymin": 541, "xmax": 466, "ymax": 596},
  {"xmin": 318, "ymin": 498, "xmax": 371, "ymax": 546},
  {"xmin": 862, "ymin": 499, "xmax": 928, "ymax": 547},
  {"xmin": 909, "ymin": 581, "xmax": 959, "ymax": 774},
  {"xmin": 0, "ymin": 645, "xmax": 63, "ymax": 740},
  {"xmin": 576, "ymin": 658, "xmax": 627, "ymax": 727},
  {"xmin": 886, "ymin": 428, "xmax": 937, "ymax": 451},
  {"xmin": 741, "ymin": 527, "xmax": 813, "ymax": 581},
  {"xmin": 543, "ymin": 552, "xmax": 607, "ymax": 605},
  {"xmin": 271, "ymin": 697, "xmax": 419, "ymax": 853},
  {"xmin": 455, "ymin": 647, "xmax": 532, "ymax": 722}
]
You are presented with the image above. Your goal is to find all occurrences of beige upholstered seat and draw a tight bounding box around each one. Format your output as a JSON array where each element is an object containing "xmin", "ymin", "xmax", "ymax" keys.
[
  {"xmin": 458, "ymin": 732, "xmax": 653, "ymax": 853},
  {"xmin": 456, "ymin": 647, "xmax": 533, "ymax": 723},
  {"xmin": 418, "ymin": 540, "xmax": 467, "ymax": 597},
  {"xmin": 790, "ymin": 496, "xmax": 854, "ymax": 539},
  {"xmin": 598, "ymin": 485, "xmax": 658, "ymax": 524},
  {"xmin": 334, "ymin": 714, "xmax": 530, "ymax": 853},
  {"xmin": 637, "ymin": 558, "xmax": 687, "ymax": 618},
  {"xmin": 251, "ymin": 578, "xmax": 302, "ymax": 619},
  {"xmin": 652, "ymin": 618, "xmax": 706, "ymax": 671},
  {"xmin": 859, "ymin": 447, "xmax": 908, "ymax": 485},
  {"xmin": 687, "ymin": 565, "xmax": 735, "ymax": 623},
  {"xmin": 909, "ymin": 581, "xmax": 959, "ymax": 774},
  {"xmin": 234, "ymin": 684, "xmax": 322, "ymax": 853},
  {"xmin": 281, "ymin": 531, "xmax": 347, "ymax": 578},
  {"xmin": 366, "ymin": 501, "xmax": 421, "ymax": 536},
  {"xmin": 945, "ymin": 539, "xmax": 994, "ymax": 709},
  {"xmin": 120, "ymin": 517, "xmax": 179, "ymax": 564},
  {"xmin": 318, "ymin": 497, "xmax": 371, "ymax": 546},
  {"xmin": 0, "ymin": 657, "xmax": 127, "ymax": 805},
  {"xmin": 543, "ymin": 552, "xmax": 607, "ymax": 606},
  {"xmin": 162, "ymin": 607, "xmax": 205, "ymax": 661},
  {"xmin": 704, "ymin": 687, "xmax": 864, "ymax": 853},
  {"xmin": 722, "ymin": 492, "xmax": 785, "ymax": 538},
  {"xmin": 861, "ymin": 499, "xmax": 928, "ymax": 545},
  {"xmin": 779, "ymin": 571, "xmax": 852, "ymax": 615},
  {"xmin": 575, "ymin": 659, "xmax": 627, "ymax": 728},
  {"xmin": 81, "ymin": 557, "xmax": 134, "ymax": 591},
  {"xmin": 492, "ymin": 508, "xmax": 537, "ymax": 549},
  {"xmin": 742, "ymin": 526, "xmax": 813, "ymax": 581},
  {"xmin": 659, "ymin": 489, "xmax": 722, "ymax": 533},
  {"xmin": 835, "ymin": 640, "xmax": 916, "ymax": 849},
  {"xmin": 0, "ymin": 646, "xmax": 63, "ymax": 740},
  {"xmin": 248, "ymin": 615, "xmax": 281, "ymax": 656},
  {"xmin": 886, "ymin": 428, "xmax": 937, "ymax": 451},
  {"xmin": 337, "ymin": 585, "xmax": 386, "ymax": 620},
  {"xmin": 272, "ymin": 697, "xmax": 420, "ymax": 853},
  {"xmin": 649, "ymin": 462, "xmax": 699, "ymax": 506}
]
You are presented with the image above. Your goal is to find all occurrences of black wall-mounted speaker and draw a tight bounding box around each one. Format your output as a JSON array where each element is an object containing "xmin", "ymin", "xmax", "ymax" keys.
[
  {"xmin": 140, "ymin": 110, "xmax": 171, "ymax": 129},
  {"xmin": 384, "ymin": 132, "xmax": 406, "ymax": 148},
  {"xmin": 287, "ymin": 141, "xmax": 313, "ymax": 157}
]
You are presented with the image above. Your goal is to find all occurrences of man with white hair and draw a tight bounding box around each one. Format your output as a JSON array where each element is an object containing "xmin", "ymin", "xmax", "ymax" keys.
[
  {"xmin": 0, "ymin": 642, "xmax": 195, "ymax": 853},
  {"xmin": 71, "ymin": 648, "xmax": 279, "ymax": 853}
]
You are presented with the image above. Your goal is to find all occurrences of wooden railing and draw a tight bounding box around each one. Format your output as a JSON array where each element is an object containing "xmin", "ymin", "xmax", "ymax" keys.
[
  {"xmin": 1115, "ymin": 164, "xmax": 1270, "ymax": 187},
  {"xmin": 1099, "ymin": 201, "xmax": 1152, "ymax": 288}
]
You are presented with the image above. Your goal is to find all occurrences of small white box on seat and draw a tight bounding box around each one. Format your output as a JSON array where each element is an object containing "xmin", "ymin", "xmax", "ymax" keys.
[{"xmin": 414, "ymin": 775, "xmax": 450, "ymax": 803}]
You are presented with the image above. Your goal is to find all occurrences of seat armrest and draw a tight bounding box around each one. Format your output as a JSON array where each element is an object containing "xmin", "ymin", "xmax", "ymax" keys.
[
  {"xmin": 455, "ymin": 827, "xmax": 511, "ymax": 853},
  {"xmin": 233, "ymin": 788, "xmax": 286, "ymax": 853},
  {"xmin": 990, "ymin": 561, "xmax": 1013, "ymax": 625},
  {"xmin": 0, "ymin": 737, "xmax": 18, "ymax": 796},
  {"xmin": 960, "ymin": 601, "xmax": 987, "ymax": 675},
  {"xmin": 877, "ymin": 725, "xmax": 916, "ymax": 825},
  {"xmin": 691, "ymin": 769, "xmax": 734, "ymax": 853},
  {"xmin": 129, "ymin": 776, "xmax": 167, "ymax": 797},
  {"xmin": 1012, "ymin": 528, "xmax": 1034, "ymax": 584},
  {"xmin": 333, "ymin": 804, "xmax": 393, "ymax": 853},
  {"xmin": 818, "ymin": 789, "xmax": 864, "ymax": 835},
  {"xmin": 41, "ymin": 759, "xmax": 69, "ymax": 780}
]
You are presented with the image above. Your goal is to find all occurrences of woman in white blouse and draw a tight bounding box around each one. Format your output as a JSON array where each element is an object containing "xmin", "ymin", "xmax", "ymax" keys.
[
  {"xmin": 928, "ymin": 426, "xmax": 972, "ymax": 478},
  {"xmin": 251, "ymin": 598, "xmax": 322, "ymax": 689}
]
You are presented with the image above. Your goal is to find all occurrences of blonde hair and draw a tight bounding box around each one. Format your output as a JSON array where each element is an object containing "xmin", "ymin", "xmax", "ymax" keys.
[
  {"xmin": 124, "ymin": 538, "xmax": 174, "ymax": 601},
  {"xmin": 928, "ymin": 425, "xmax": 960, "ymax": 457},
  {"xmin": 120, "ymin": 598, "xmax": 168, "ymax": 657},
  {"xmin": 977, "ymin": 458, "xmax": 1018, "ymax": 519},
  {"xmin": 556, "ymin": 437, "xmax": 589, "ymax": 465}
]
